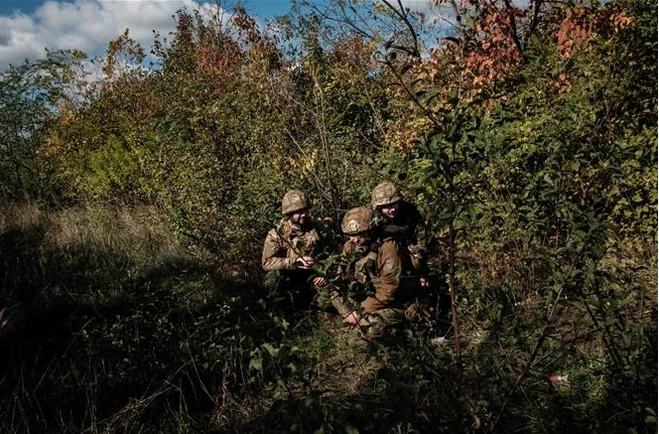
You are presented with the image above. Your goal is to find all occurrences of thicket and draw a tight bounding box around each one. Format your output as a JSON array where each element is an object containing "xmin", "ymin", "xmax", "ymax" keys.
[{"xmin": 0, "ymin": 0, "xmax": 656, "ymax": 433}]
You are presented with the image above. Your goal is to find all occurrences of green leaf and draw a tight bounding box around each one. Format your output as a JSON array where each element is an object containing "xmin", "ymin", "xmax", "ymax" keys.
[
  {"xmin": 262, "ymin": 343, "xmax": 278, "ymax": 357},
  {"xmin": 249, "ymin": 356, "xmax": 263, "ymax": 373},
  {"xmin": 447, "ymin": 90, "xmax": 459, "ymax": 105},
  {"xmin": 543, "ymin": 173, "xmax": 553, "ymax": 186}
]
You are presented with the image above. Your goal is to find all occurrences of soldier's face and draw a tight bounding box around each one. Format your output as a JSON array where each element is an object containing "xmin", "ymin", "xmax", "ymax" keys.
[
  {"xmin": 349, "ymin": 233, "xmax": 369, "ymax": 248},
  {"xmin": 379, "ymin": 201, "xmax": 399, "ymax": 219},
  {"xmin": 291, "ymin": 209, "xmax": 309, "ymax": 225}
]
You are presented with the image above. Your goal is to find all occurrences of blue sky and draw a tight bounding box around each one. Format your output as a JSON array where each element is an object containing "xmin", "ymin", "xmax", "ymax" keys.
[
  {"xmin": 0, "ymin": 0, "xmax": 456, "ymax": 72},
  {"xmin": 0, "ymin": 0, "xmax": 300, "ymax": 71},
  {"xmin": 0, "ymin": 0, "xmax": 302, "ymax": 18},
  {"xmin": 0, "ymin": 0, "xmax": 296, "ymax": 18}
]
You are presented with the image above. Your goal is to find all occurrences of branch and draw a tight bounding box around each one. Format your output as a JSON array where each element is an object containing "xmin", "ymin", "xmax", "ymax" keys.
[
  {"xmin": 523, "ymin": 0, "xmax": 545, "ymax": 52},
  {"xmin": 381, "ymin": 0, "xmax": 420, "ymax": 59},
  {"xmin": 311, "ymin": 76, "xmax": 340, "ymax": 212},
  {"xmin": 502, "ymin": 0, "xmax": 527, "ymax": 63},
  {"xmin": 490, "ymin": 282, "xmax": 567, "ymax": 431},
  {"xmin": 305, "ymin": 1, "xmax": 376, "ymax": 42}
]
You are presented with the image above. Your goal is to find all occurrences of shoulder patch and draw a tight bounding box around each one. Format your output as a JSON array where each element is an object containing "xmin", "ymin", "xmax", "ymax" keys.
[{"xmin": 383, "ymin": 261, "xmax": 394, "ymax": 271}]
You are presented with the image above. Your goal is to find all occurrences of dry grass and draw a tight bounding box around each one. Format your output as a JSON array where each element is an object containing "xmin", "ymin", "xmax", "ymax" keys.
[
  {"xmin": 0, "ymin": 204, "xmax": 655, "ymax": 434},
  {"xmin": 1, "ymin": 203, "xmax": 184, "ymax": 256}
]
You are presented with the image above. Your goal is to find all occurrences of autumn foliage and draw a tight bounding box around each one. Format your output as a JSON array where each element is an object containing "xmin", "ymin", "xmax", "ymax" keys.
[{"xmin": 0, "ymin": 0, "xmax": 656, "ymax": 432}]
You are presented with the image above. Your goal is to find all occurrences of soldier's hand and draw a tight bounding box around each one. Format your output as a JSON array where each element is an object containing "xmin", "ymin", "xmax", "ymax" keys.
[
  {"xmin": 343, "ymin": 311, "xmax": 361, "ymax": 325},
  {"xmin": 295, "ymin": 256, "xmax": 315, "ymax": 269},
  {"xmin": 313, "ymin": 276, "xmax": 327, "ymax": 287}
]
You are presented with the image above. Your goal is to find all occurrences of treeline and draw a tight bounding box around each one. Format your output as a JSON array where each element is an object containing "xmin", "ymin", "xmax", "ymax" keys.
[{"xmin": 0, "ymin": 0, "xmax": 656, "ymax": 432}]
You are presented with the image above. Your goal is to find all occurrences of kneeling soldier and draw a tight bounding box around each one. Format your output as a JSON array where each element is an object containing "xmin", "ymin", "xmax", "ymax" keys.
[
  {"xmin": 328, "ymin": 207, "xmax": 373, "ymax": 317},
  {"xmin": 262, "ymin": 189, "xmax": 327, "ymax": 307},
  {"xmin": 332, "ymin": 207, "xmax": 418, "ymax": 338}
]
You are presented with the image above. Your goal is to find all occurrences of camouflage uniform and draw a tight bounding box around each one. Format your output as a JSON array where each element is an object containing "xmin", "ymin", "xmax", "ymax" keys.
[
  {"xmin": 262, "ymin": 219, "xmax": 321, "ymax": 272},
  {"xmin": 262, "ymin": 190, "xmax": 323, "ymax": 306},
  {"xmin": 371, "ymin": 181, "xmax": 428, "ymax": 273},
  {"xmin": 353, "ymin": 235, "xmax": 418, "ymax": 335},
  {"xmin": 332, "ymin": 207, "xmax": 418, "ymax": 337},
  {"xmin": 327, "ymin": 207, "xmax": 372, "ymax": 317}
]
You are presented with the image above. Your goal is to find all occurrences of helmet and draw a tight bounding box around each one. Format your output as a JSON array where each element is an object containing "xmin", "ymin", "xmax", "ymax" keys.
[
  {"xmin": 282, "ymin": 189, "xmax": 310, "ymax": 215},
  {"xmin": 371, "ymin": 181, "xmax": 401, "ymax": 209},
  {"xmin": 341, "ymin": 207, "xmax": 373, "ymax": 235}
]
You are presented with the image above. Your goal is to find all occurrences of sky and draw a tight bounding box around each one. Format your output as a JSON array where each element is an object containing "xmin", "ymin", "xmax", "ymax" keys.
[
  {"xmin": 0, "ymin": 0, "xmax": 463, "ymax": 72},
  {"xmin": 0, "ymin": 0, "xmax": 299, "ymax": 71}
]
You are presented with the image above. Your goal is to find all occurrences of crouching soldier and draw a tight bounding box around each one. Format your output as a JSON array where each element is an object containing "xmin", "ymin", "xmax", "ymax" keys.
[
  {"xmin": 262, "ymin": 189, "xmax": 327, "ymax": 308},
  {"xmin": 332, "ymin": 207, "xmax": 418, "ymax": 338},
  {"xmin": 328, "ymin": 207, "xmax": 374, "ymax": 318}
]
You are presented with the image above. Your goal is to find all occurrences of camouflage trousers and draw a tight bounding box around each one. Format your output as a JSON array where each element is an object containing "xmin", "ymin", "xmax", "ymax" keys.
[
  {"xmin": 329, "ymin": 291, "xmax": 406, "ymax": 338},
  {"xmin": 328, "ymin": 290, "xmax": 355, "ymax": 317}
]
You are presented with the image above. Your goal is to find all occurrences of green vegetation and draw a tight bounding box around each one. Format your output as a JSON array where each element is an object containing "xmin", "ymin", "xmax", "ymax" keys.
[{"xmin": 0, "ymin": 0, "xmax": 656, "ymax": 432}]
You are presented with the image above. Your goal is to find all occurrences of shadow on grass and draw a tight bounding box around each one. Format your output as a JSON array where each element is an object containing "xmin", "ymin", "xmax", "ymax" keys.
[
  {"xmin": 3, "ymin": 219, "xmax": 653, "ymax": 434},
  {"xmin": 0, "ymin": 220, "xmax": 280, "ymax": 433}
]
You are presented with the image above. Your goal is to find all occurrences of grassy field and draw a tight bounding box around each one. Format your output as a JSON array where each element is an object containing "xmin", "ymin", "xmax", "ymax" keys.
[
  {"xmin": 0, "ymin": 204, "xmax": 655, "ymax": 433},
  {"xmin": 0, "ymin": 205, "xmax": 425, "ymax": 433}
]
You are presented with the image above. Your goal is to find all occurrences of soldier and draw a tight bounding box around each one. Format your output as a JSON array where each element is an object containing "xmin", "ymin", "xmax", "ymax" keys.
[
  {"xmin": 370, "ymin": 180, "xmax": 430, "ymax": 287},
  {"xmin": 328, "ymin": 207, "xmax": 373, "ymax": 318},
  {"xmin": 332, "ymin": 207, "xmax": 418, "ymax": 338},
  {"xmin": 262, "ymin": 190, "xmax": 327, "ymax": 306}
]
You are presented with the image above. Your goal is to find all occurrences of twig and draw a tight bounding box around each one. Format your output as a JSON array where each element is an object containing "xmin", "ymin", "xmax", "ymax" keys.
[
  {"xmin": 35, "ymin": 317, "xmax": 95, "ymax": 391},
  {"xmin": 490, "ymin": 284, "xmax": 566, "ymax": 431}
]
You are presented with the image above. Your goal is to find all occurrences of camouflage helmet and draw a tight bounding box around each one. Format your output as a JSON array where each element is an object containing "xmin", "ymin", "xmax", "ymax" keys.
[
  {"xmin": 341, "ymin": 207, "xmax": 373, "ymax": 235},
  {"xmin": 282, "ymin": 189, "xmax": 310, "ymax": 215},
  {"xmin": 371, "ymin": 181, "xmax": 401, "ymax": 209}
]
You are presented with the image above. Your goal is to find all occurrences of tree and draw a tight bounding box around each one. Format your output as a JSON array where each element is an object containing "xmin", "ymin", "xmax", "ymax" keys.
[{"xmin": 0, "ymin": 50, "xmax": 86, "ymax": 202}]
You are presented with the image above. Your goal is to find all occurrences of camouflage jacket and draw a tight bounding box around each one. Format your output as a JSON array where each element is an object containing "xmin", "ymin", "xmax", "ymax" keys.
[
  {"xmin": 262, "ymin": 219, "xmax": 321, "ymax": 271},
  {"xmin": 361, "ymin": 236, "xmax": 416, "ymax": 313},
  {"xmin": 373, "ymin": 199, "xmax": 427, "ymax": 249},
  {"xmin": 339, "ymin": 240, "xmax": 371, "ymax": 284},
  {"xmin": 373, "ymin": 200, "xmax": 429, "ymax": 272}
]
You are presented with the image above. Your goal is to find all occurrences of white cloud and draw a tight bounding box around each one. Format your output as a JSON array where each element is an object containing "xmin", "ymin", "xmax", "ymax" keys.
[
  {"xmin": 397, "ymin": 0, "xmax": 532, "ymax": 34},
  {"xmin": 396, "ymin": 0, "xmax": 458, "ymax": 29},
  {"xmin": 0, "ymin": 0, "xmax": 214, "ymax": 71}
]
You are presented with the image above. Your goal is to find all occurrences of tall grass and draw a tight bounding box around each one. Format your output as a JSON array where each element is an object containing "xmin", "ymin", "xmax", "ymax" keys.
[
  {"xmin": 0, "ymin": 204, "xmax": 266, "ymax": 433},
  {"xmin": 0, "ymin": 204, "xmax": 655, "ymax": 433},
  {"xmin": 0, "ymin": 204, "xmax": 392, "ymax": 434}
]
